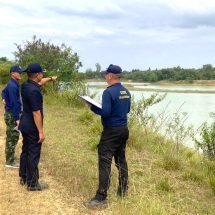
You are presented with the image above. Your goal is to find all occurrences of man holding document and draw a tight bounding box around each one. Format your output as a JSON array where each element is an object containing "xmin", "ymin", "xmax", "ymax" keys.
[{"xmin": 84, "ymin": 64, "xmax": 131, "ymax": 208}]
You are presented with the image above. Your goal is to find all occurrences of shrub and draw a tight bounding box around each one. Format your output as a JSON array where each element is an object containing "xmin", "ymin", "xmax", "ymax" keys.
[
  {"xmin": 0, "ymin": 62, "xmax": 13, "ymax": 84},
  {"xmin": 195, "ymin": 118, "xmax": 215, "ymax": 159},
  {"xmin": 129, "ymin": 93, "xmax": 166, "ymax": 127},
  {"xmin": 165, "ymin": 111, "xmax": 194, "ymax": 152},
  {"xmin": 44, "ymin": 80, "xmax": 96, "ymax": 108}
]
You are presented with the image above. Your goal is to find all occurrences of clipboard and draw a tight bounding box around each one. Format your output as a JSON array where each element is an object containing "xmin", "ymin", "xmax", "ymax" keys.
[{"xmin": 79, "ymin": 95, "xmax": 102, "ymax": 109}]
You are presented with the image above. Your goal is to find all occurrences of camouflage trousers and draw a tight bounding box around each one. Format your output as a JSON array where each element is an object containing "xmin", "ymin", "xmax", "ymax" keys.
[{"xmin": 4, "ymin": 112, "xmax": 20, "ymax": 164}]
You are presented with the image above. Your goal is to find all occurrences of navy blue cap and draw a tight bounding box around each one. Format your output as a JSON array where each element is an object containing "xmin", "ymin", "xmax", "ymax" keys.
[
  {"xmin": 25, "ymin": 63, "xmax": 45, "ymax": 73},
  {"xmin": 10, "ymin": 65, "xmax": 24, "ymax": 73},
  {"xmin": 104, "ymin": 64, "xmax": 122, "ymax": 74}
]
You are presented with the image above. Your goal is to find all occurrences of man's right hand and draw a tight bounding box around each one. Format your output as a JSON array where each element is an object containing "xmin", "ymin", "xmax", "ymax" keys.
[
  {"xmin": 2, "ymin": 99, "xmax": 6, "ymax": 105},
  {"xmin": 16, "ymin": 120, "xmax": 20, "ymax": 126},
  {"xmin": 51, "ymin": 76, "xmax": 58, "ymax": 81},
  {"xmin": 38, "ymin": 132, "xmax": 45, "ymax": 144}
]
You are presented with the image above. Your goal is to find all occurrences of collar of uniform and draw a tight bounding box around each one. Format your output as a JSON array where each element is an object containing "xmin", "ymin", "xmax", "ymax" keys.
[
  {"xmin": 27, "ymin": 79, "xmax": 41, "ymax": 88},
  {"xmin": 10, "ymin": 78, "xmax": 19, "ymax": 87},
  {"xmin": 107, "ymin": 82, "xmax": 121, "ymax": 88}
]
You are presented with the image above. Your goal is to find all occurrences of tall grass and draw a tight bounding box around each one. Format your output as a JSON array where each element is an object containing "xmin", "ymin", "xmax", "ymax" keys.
[{"xmin": 36, "ymin": 82, "xmax": 215, "ymax": 214}]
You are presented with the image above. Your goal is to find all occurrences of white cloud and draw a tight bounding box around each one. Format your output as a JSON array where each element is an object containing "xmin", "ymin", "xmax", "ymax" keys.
[
  {"xmin": 160, "ymin": 0, "xmax": 215, "ymax": 14},
  {"xmin": 0, "ymin": 0, "xmax": 215, "ymax": 70},
  {"xmin": 95, "ymin": 28, "xmax": 114, "ymax": 36}
]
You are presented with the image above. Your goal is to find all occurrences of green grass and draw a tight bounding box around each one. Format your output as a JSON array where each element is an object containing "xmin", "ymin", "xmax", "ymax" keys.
[
  {"xmin": 40, "ymin": 94, "xmax": 215, "ymax": 214},
  {"xmin": 209, "ymin": 176, "xmax": 215, "ymax": 194},
  {"xmin": 162, "ymin": 155, "xmax": 182, "ymax": 171},
  {"xmin": 156, "ymin": 177, "xmax": 173, "ymax": 192},
  {"xmin": 182, "ymin": 170, "xmax": 204, "ymax": 183}
]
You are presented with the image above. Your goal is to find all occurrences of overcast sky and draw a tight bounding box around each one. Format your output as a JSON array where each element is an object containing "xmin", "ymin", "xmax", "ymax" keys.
[{"xmin": 1, "ymin": 0, "xmax": 215, "ymax": 71}]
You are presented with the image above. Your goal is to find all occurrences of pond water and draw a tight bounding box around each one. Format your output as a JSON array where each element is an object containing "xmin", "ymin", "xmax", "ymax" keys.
[{"xmin": 88, "ymin": 82, "xmax": 215, "ymax": 148}]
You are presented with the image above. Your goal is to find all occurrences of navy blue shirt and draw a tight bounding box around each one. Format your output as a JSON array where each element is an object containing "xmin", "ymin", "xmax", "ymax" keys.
[
  {"xmin": 1, "ymin": 79, "xmax": 21, "ymax": 121},
  {"xmin": 91, "ymin": 83, "xmax": 131, "ymax": 128},
  {"xmin": 19, "ymin": 80, "xmax": 43, "ymax": 133}
]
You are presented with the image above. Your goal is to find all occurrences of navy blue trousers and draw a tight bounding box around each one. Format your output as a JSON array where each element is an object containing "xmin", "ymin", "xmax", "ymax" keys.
[{"xmin": 19, "ymin": 132, "xmax": 41, "ymax": 187}]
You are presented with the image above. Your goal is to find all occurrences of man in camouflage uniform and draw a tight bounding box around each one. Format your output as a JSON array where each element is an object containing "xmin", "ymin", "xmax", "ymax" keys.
[{"xmin": 1, "ymin": 65, "xmax": 24, "ymax": 168}]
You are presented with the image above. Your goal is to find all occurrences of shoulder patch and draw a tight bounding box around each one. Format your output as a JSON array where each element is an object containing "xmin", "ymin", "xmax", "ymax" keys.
[
  {"xmin": 120, "ymin": 91, "xmax": 127, "ymax": 95},
  {"xmin": 119, "ymin": 95, "xmax": 130, "ymax": 99}
]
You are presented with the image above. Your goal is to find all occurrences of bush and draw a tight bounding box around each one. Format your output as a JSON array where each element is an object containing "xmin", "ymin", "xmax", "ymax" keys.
[
  {"xmin": 195, "ymin": 118, "xmax": 215, "ymax": 159},
  {"xmin": 129, "ymin": 93, "xmax": 166, "ymax": 127},
  {"xmin": 0, "ymin": 62, "xmax": 13, "ymax": 84},
  {"xmin": 44, "ymin": 80, "xmax": 96, "ymax": 108},
  {"xmin": 60, "ymin": 81, "xmax": 96, "ymax": 107}
]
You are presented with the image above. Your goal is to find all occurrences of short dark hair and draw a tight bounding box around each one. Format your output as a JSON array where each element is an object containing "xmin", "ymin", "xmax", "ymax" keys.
[
  {"xmin": 27, "ymin": 73, "xmax": 38, "ymax": 78},
  {"xmin": 112, "ymin": 73, "xmax": 122, "ymax": 79}
]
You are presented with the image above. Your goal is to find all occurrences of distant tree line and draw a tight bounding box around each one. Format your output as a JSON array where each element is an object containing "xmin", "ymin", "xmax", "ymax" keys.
[
  {"xmin": 1, "ymin": 36, "xmax": 215, "ymax": 84},
  {"xmin": 80, "ymin": 64, "xmax": 215, "ymax": 82}
]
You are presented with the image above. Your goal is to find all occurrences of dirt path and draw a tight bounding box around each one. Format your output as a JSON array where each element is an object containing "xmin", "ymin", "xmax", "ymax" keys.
[
  {"xmin": 0, "ymin": 112, "xmax": 81, "ymax": 214},
  {"xmin": 0, "ymin": 107, "xmax": 108, "ymax": 215}
]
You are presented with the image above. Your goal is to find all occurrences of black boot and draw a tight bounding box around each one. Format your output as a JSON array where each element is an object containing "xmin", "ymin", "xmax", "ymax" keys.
[
  {"xmin": 20, "ymin": 178, "xmax": 26, "ymax": 186},
  {"xmin": 117, "ymin": 187, "xmax": 127, "ymax": 198},
  {"xmin": 84, "ymin": 197, "xmax": 107, "ymax": 208},
  {"xmin": 27, "ymin": 183, "xmax": 49, "ymax": 191}
]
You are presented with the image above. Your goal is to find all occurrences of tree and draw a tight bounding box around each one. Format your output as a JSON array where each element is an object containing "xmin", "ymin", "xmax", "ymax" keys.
[
  {"xmin": 0, "ymin": 57, "xmax": 9, "ymax": 63},
  {"xmin": 202, "ymin": 64, "xmax": 213, "ymax": 71},
  {"xmin": 95, "ymin": 63, "xmax": 101, "ymax": 73},
  {"xmin": 13, "ymin": 35, "xmax": 82, "ymax": 81}
]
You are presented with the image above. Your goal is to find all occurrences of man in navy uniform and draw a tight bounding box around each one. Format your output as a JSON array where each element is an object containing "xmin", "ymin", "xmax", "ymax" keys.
[
  {"xmin": 1, "ymin": 65, "xmax": 24, "ymax": 168},
  {"xmin": 85, "ymin": 64, "xmax": 131, "ymax": 208},
  {"xmin": 19, "ymin": 63, "xmax": 56, "ymax": 191}
]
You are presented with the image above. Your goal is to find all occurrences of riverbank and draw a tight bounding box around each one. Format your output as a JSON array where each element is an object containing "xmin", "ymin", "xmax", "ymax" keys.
[
  {"xmin": 86, "ymin": 79, "xmax": 215, "ymax": 93},
  {"xmin": 36, "ymin": 97, "xmax": 215, "ymax": 214},
  {"xmin": 86, "ymin": 79, "xmax": 215, "ymax": 86},
  {"xmin": 1, "ymin": 86, "xmax": 215, "ymax": 214},
  {"xmin": 154, "ymin": 80, "xmax": 215, "ymax": 86},
  {"xmin": 92, "ymin": 84, "xmax": 215, "ymax": 94}
]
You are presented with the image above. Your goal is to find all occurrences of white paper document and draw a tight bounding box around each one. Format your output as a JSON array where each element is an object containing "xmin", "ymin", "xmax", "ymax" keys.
[{"xmin": 79, "ymin": 95, "xmax": 102, "ymax": 109}]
